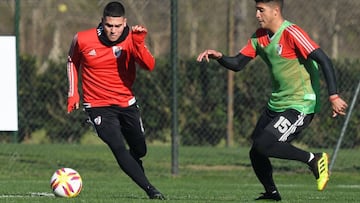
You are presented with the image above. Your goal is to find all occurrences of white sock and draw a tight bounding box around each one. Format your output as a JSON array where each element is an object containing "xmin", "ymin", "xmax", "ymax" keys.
[{"xmin": 308, "ymin": 153, "xmax": 315, "ymax": 162}]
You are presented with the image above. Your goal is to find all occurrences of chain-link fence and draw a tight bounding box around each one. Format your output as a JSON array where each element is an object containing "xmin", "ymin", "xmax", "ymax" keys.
[{"xmin": 0, "ymin": 0, "xmax": 359, "ymax": 175}]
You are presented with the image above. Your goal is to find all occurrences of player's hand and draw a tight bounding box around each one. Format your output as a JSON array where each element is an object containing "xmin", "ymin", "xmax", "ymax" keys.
[
  {"xmin": 197, "ymin": 49, "xmax": 223, "ymax": 62},
  {"xmin": 67, "ymin": 96, "xmax": 80, "ymax": 114},
  {"xmin": 131, "ymin": 25, "xmax": 148, "ymax": 33},
  {"xmin": 67, "ymin": 102, "xmax": 79, "ymax": 114},
  {"xmin": 329, "ymin": 94, "xmax": 348, "ymax": 117}
]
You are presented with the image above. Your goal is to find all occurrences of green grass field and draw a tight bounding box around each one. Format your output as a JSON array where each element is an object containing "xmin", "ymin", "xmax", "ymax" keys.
[{"xmin": 0, "ymin": 144, "xmax": 359, "ymax": 202}]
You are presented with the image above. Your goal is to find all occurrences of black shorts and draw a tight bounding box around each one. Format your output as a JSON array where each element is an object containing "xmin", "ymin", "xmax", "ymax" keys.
[
  {"xmin": 251, "ymin": 108, "xmax": 314, "ymax": 143},
  {"xmin": 85, "ymin": 104, "xmax": 145, "ymax": 146}
]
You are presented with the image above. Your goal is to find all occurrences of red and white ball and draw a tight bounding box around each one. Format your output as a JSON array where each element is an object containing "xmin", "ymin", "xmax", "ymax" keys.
[{"xmin": 50, "ymin": 168, "xmax": 82, "ymax": 198}]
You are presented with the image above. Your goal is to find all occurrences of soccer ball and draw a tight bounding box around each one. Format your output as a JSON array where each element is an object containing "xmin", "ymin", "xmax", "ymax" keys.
[{"xmin": 50, "ymin": 168, "xmax": 82, "ymax": 198}]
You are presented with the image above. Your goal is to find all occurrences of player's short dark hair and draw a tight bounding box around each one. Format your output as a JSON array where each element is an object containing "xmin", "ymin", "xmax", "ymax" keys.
[
  {"xmin": 254, "ymin": 0, "xmax": 283, "ymax": 11},
  {"xmin": 103, "ymin": 1, "xmax": 125, "ymax": 18}
]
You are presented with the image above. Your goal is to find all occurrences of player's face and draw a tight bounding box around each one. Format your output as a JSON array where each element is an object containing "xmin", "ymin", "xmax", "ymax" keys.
[
  {"xmin": 255, "ymin": 2, "xmax": 278, "ymax": 30},
  {"xmin": 102, "ymin": 16, "xmax": 127, "ymax": 42}
]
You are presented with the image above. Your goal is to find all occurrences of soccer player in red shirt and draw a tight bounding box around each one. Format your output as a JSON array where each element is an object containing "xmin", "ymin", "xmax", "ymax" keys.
[
  {"xmin": 67, "ymin": 1, "xmax": 165, "ymax": 200},
  {"xmin": 197, "ymin": 0, "xmax": 348, "ymax": 201}
]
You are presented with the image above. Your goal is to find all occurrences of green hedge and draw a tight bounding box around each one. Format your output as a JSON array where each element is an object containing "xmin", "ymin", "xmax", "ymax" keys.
[{"xmin": 2, "ymin": 56, "xmax": 358, "ymax": 148}]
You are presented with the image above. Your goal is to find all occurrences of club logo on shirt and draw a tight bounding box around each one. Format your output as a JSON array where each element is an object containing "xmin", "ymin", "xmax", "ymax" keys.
[
  {"xmin": 112, "ymin": 46, "xmax": 122, "ymax": 58},
  {"xmin": 276, "ymin": 44, "xmax": 283, "ymax": 55}
]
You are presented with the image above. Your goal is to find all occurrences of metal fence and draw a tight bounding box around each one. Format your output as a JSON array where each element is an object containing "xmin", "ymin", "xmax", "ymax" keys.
[{"xmin": 0, "ymin": 0, "xmax": 359, "ymax": 175}]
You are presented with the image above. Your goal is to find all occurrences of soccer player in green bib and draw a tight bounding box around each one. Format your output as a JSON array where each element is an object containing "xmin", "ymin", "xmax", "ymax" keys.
[{"xmin": 197, "ymin": 0, "xmax": 348, "ymax": 201}]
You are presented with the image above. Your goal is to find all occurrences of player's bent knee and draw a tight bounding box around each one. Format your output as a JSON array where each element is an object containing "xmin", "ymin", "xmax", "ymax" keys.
[{"xmin": 130, "ymin": 144, "xmax": 147, "ymax": 158}]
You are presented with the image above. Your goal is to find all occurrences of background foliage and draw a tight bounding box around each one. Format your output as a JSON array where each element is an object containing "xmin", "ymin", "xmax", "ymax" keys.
[{"xmin": 1, "ymin": 56, "xmax": 358, "ymax": 149}]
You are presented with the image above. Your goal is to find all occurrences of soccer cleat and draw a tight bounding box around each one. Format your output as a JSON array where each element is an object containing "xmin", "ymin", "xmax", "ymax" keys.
[
  {"xmin": 255, "ymin": 190, "xmax": 282, "ymax": 201},
  {"xmin": 146, "ymin": 185, "xmax": 166, "ymax": 200},
  {"xmin": 309, "ymin": 152, "xmax": 329, "ymax": 191}
]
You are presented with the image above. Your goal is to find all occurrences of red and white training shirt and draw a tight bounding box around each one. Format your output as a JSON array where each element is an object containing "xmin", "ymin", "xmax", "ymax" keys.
[{"xmin": 67, "ymin": 27, "xmax": 155, "ymax": 110}]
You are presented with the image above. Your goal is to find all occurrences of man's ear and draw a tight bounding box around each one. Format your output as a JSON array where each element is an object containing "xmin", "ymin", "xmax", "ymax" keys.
[{"xmin": 274, "ymin": 5, "xmax": 281, "ymax": 17}]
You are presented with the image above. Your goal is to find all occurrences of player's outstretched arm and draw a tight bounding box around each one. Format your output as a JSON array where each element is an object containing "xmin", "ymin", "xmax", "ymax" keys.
[{"xmin": 197, "ymin": 50, "xmax": 251, "ymax": 72}]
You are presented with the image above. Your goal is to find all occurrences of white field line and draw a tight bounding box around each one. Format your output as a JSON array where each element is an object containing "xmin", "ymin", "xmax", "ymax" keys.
[{"xmin": 0, "ymin": 192, "xmax": 55, "ymax": 198}]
